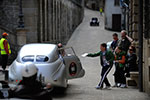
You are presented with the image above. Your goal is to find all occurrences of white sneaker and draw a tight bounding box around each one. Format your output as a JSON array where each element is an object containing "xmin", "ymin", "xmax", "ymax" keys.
[
  {"xmin": 117, "ymin": 83, "xmax": 121, "ymax": 87},
  {"xmin": 120, "ymin": 84, "xmax": 127, "ymax": 88}
]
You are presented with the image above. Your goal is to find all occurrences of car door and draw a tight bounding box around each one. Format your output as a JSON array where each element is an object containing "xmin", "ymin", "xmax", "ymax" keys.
[{"xmin": 62, "ymin": 47, "xmax": 85, "ymax": 79}]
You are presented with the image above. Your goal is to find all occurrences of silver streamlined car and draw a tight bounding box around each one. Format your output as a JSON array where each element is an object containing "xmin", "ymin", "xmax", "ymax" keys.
[
  {"xmin": 107, "ymin": 41, "xmax": 113, "ymax": 50},
  {"xmin": 9, "ymin": 43, "xmax": 85, "ymax": 88}
]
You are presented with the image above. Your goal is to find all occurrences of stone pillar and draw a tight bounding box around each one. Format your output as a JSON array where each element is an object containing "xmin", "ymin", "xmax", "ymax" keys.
[{"xmin": 16, "ymin": 28, "xmax": 27, "ymax": 49}]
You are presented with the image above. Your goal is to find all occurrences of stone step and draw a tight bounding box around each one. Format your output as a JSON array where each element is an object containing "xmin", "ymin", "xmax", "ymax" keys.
[{"xmin": 127, "ymin": 78, "xmax": 138, "ymax": 86}]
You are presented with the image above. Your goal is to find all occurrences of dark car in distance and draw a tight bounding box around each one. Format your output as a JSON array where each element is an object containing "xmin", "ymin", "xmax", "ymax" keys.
[{"xmin": 90, "ymin": 17, "xmax": 99, "ymax": 26}]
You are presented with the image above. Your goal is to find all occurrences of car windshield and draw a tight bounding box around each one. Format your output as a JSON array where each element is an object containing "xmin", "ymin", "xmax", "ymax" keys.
[
  {"xmin": 92, "ymin": 18, "xmax": 97, "ymax": 20},
  {"xmin": 22, "ymin": 55, "xmax": 34, "ymax": 62},
  {"xmin": 36, "ymin": 55, "xmax": 49, "ymax": 62}
]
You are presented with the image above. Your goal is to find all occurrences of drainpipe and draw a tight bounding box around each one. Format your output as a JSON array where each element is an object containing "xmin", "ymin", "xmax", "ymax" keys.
[
  {"xmin": 127, "ymin": 9, "xmax": 129, "ymax": 34},
  {"xmin": 138, "ymin": 0, "xmax": 143, "ymax": 92}
]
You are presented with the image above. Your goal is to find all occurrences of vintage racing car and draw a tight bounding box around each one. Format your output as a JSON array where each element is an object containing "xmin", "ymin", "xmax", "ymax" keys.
[
  {"xmin": 9, "ymin": 43, "xmax": 85, "ymax": 88},
  {"xmin": 90, "ymin": 17, "xmax": 99, "ymax": 26}
]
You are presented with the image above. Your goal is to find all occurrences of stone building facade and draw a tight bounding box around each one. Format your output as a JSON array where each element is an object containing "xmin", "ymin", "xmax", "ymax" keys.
[
  {"xmin": 128, "ymin": 0, "xmax": 138, "ymax": 40},
  {"xmin": 0, "ymin": 0, "xmax": 84, "ymax": 64},
  {"xmin": 143, "ymin": 0, "xmax": 150, "ymax": 94},
  {"xmin": 104, "ymin": 0, "xmax": 124, "ymax": 31},
  {"xmin": 128, "ymin": 0, "xmax": 150, "ymax": 94},
  {"xmin": 84, "ymin": 0, "xmax": 104, "ymax": 10}
]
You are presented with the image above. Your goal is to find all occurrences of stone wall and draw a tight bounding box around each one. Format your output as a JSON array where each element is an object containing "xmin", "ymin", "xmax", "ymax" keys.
[
  {"xmin": 128, "ymin": 0, "xmax": 150, "ymax": 94},
  {"xmin": 46, "ymin": 0, "xmax": 84, "ymax": 44},
  {"xmin": 143, "ymin": 0, "xmax": 150, "ymax": 94},
  {"xmin": 0, "ymin": 0, "xmax": 19, "ymax": 32},
  {"xmin": 0, "ymin": 0, "xmax": 84, "ymax": 64},
  {"xmin": 22, "ymin": 0, "xmax": 84, "ymax": 44},
  {"xmin": 0, "ymin": 0, "xmax": 19, "ymax": 48},
  {"xmin": 128, "ymin": 0, "xmax": 139, "ymax": 40},
  {"xmin": 23, "ymin": 0, "xmax": 84, "ymax": 44}
]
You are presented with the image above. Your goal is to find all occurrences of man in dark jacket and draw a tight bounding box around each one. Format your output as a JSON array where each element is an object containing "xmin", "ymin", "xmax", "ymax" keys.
[
  {"xmin": 118, "ymin": 30, "xmax": 133, "ymax": 54},
  {"xmin": 111, "ymin": 33, "xmax": 119, "ymax": 52},
  {"xmin": 87, "ymin": 43, "xmax": 114, "ymax": 89}
]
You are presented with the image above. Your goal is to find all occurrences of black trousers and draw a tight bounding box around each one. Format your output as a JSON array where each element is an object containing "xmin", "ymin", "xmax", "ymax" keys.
[
  {"xmin": 98, "ymin": 65, "xmax": 112, "ymax": 87},
  {"xmin": 114, "ymin": 64, "xmax": 126, "ymax": 84},
  {"xmin": 1, "ymin": 55, "xmax": 8, "ymax": 70}
]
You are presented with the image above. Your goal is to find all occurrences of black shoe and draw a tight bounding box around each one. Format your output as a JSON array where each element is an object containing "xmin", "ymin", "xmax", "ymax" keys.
[
  {"xmin": 104, "ymin": 86, "xmax": 111, "ymax": 90},
  {"xmin": 112, "ymin": 83, "xmax": 118, "ymax": 87},
  {"xmin": 126, "ymin": 73, "xmax": 130, "ymax": 77}
]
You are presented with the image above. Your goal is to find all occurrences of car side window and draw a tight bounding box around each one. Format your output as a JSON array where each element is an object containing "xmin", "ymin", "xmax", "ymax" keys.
[
  {"xmin": 22, "ymin": 55, "xmax": 34, "ymax": 62},
  {"xmin": 36, "ymin": 55, "xmax": 49, "ymax": 62},
  {"xmin": 63, "ymin": 47, "xmax": 76, "ymax": 56}
]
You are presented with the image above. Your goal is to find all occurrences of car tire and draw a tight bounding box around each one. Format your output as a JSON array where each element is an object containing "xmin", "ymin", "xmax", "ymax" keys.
[
  {"xmin": 90, "ymin": 23, "xmax": 93, "ymax": 26},
  {"xmin": 51, "ymin": 87, "xmax": 67, "ymax": 94}
]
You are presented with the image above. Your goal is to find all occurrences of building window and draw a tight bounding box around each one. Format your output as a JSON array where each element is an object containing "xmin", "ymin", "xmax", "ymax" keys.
[{"xmin": 114, "ymin": 0, "xmax": 120, "ymax": 6}]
